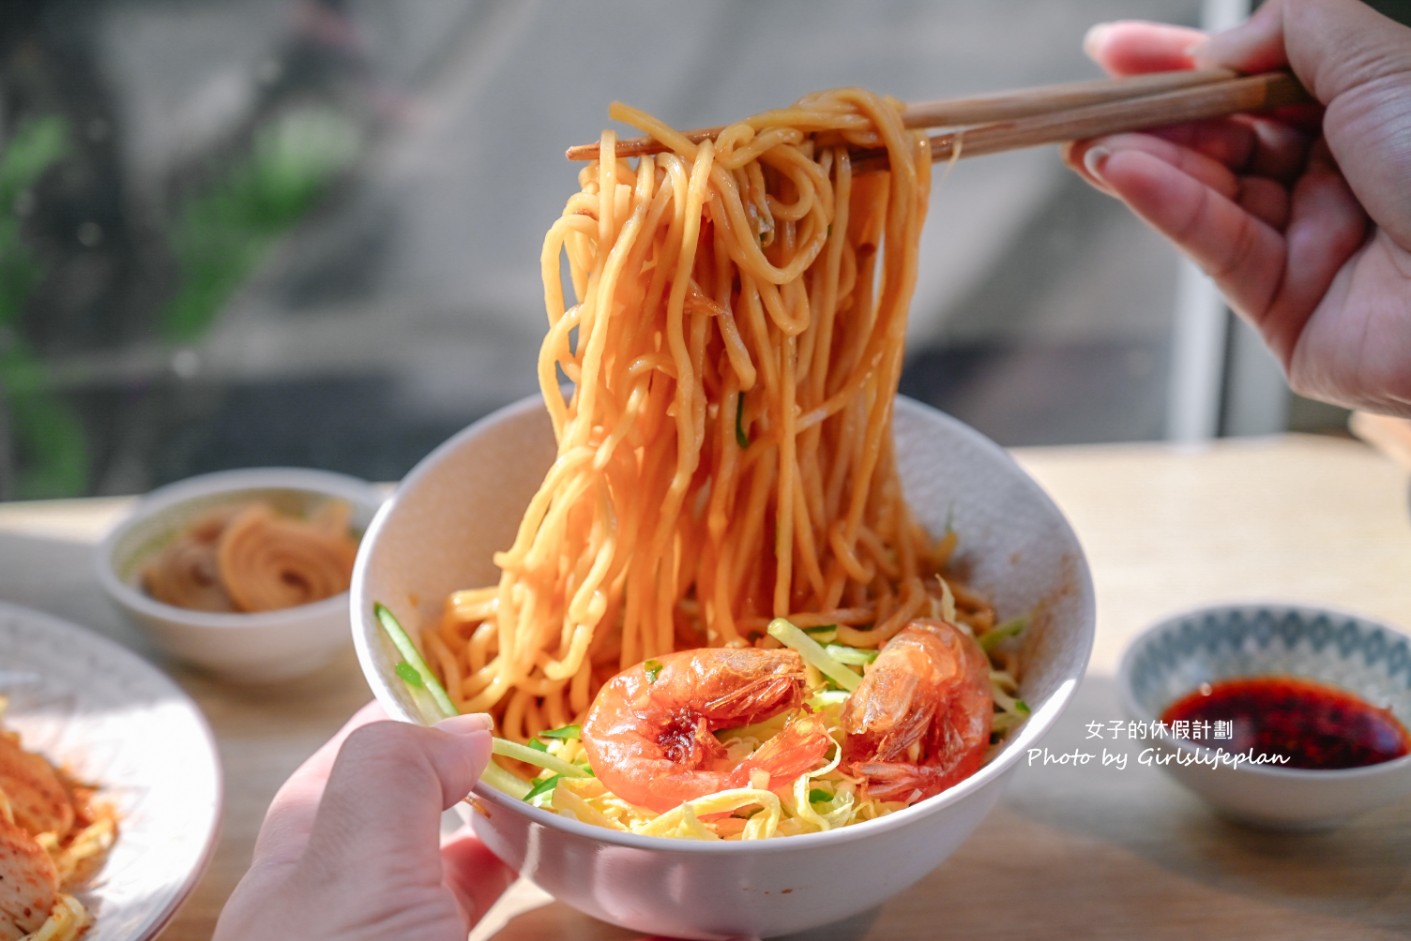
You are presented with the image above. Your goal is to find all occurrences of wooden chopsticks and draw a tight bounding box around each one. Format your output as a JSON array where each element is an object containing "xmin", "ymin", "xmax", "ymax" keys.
[{"xmin": 564, "ymin": 69, "xmax": 1311, "ymax": 167}]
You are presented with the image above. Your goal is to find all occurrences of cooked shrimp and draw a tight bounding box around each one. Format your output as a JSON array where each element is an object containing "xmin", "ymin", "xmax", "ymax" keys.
[
  {"xmin": 840, "ymin": 618, "xmax": 993, "ymax": 804},
  {"xmin": 0, "ymin": 814, "xmax": 59, "ymax": 941},
  {"xmin": 581, "ymin": 648, "xmax": 832, "ymax": 812}
]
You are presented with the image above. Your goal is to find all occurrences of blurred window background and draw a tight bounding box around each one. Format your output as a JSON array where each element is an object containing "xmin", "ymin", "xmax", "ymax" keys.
[{"xmin": 2, "ymin": 0, "xmax": 1406, "ymax": 500}]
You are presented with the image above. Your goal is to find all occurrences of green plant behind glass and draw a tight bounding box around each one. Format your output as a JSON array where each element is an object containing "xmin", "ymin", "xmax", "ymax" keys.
[
  {"xmin": 0, "ymin": 106, "xmax": 360, "ymax": 498},
  {"xmin": 0, "ymin": 116, "xmax": 89, "ymax": 499},
  {"xmin": 160, "ymin": 107, "xmax": 360, "ymax": 343}
]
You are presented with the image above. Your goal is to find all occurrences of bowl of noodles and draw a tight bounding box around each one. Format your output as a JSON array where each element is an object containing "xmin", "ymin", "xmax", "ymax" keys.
[
  {"xmin": 353, "ymin": 395, "xmax": 1093, "ymax": 938},
  {"xmin": 352, "ymin": 85, "xmax": 1094, "ymax": 938}
]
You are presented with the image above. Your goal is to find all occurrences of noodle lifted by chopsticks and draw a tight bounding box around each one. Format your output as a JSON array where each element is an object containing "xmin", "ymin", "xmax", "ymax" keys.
[{"xmin": 433, "ymin": 87, "xmax": 987, "ymax": 744}]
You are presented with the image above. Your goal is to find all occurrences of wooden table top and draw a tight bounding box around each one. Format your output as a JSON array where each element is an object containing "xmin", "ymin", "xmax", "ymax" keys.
[{"xmin": 2, "ymin": 432, "xmax": 1409, "ymax": 940}]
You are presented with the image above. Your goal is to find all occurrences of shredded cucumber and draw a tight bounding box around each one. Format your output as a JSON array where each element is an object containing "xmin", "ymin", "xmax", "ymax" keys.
[
  {"xmin": 981, "ymin": 612, "xmax": 1030, "ymax": 652},
  {"xmin": 478, "ymin": 759, "xmax": 532, "ymax": 800},
  {"xmin": 767, "ymin": 618, "xmax": 861, "ymax": 692},
  {"xmin": 374, "ymin": 602, "xmax": 458, "ymax": 719},
  {"xmin": 823, "ymin": 643, "xmax": 878, "ymax": 667},
  {"xmin": 492, "ymin": 737, "xmax": 592, "ymax": 778},
  {"xmin": 374, "ymin": 603, "xmax": 556, "ymax": 802},
  {"xmin": 806, "ymin": 689, "xmax": 851, "ymax": 713}
]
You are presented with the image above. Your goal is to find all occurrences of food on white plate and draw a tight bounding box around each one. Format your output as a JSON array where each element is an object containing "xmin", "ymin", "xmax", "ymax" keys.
[{"xmin": 0, "ymin": 701, "xmax": 117, "ymax": 941}]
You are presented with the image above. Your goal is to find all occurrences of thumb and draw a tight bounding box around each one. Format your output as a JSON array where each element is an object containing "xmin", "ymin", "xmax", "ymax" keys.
[
  {"xmin": 301, "ymin": 714, "xmax": 493, "ymax": 875},
  {"xmin": 1197, "ymin": 0, "xmax": 1411, "ymax": 248},
  {"xmin": 1195, "ymin": 0, "xmax": 1411, "ymax": 105}
]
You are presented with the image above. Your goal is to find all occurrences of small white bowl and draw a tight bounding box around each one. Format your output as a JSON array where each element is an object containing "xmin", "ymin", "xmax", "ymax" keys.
[
  {"xmin": 97, "ymin": 468, "xmax": 384, "ymax": 683},
  {"xmin": 352, "ymin": 395, "xmax": 1095, "ymax": 940},
  {"xmin": 1118, "ymin": 602, "xmax": 1411, "ymax": 830}
]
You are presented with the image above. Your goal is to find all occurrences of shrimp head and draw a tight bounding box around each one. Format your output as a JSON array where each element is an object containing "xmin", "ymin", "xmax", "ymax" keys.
[
  {"xmin": 582, "ymin": 647, "xmax": 831, "ymax": 812},
  {"xmin": 841, "ymin": 618, "xmax": 994, "ymax": 804}
]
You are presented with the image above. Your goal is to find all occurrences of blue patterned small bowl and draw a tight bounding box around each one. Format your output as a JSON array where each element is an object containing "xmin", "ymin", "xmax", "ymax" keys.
[{"xmin": 1118, "ymin": 602, "xmax": 1411, "ymax": 829}]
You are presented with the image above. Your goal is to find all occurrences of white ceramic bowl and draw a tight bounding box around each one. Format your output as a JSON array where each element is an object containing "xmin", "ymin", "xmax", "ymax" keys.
[
  {"xmin": 1118, "ymin": 602, "xmax": 1411, "ymax": 830},
  {"xmin": 97, "ymin": 468, "xmax": 384, "ymax": 683},
  {"xmin": 352, "ymin": 395, "xmax": 1095, "ymax": 939}
]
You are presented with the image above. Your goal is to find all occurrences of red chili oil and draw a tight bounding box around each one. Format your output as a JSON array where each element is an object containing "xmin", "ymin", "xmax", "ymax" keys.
[{"xmin": 1160, "ymin": 676, "xmax": 1411, "ymax": 771}]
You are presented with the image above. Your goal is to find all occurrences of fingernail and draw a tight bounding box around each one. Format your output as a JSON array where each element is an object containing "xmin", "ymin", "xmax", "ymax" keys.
[
  {"xmin": 1185, "ymin": 36, "xmax": 1213, "ymax": 68},
  {"xmin": 1082, "ymin": 22, "xmax": 1112, "ymax": 61},
  {"xmin": 1083, "ymin": 146, "xmax": 1110, "ymax": 181},
  {"xmin": 436, "ymin": 712, "xmax": 494, "ymax": 735}
]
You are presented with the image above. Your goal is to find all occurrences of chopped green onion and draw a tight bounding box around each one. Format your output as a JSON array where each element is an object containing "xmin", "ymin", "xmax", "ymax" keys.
[
  {"xmin": 523, "ymin": 774, "xmax": 563, "ymax": 803},
  {"xmin": 538, "ymin": 723, "xmax": 581, "ymax": 740},
  {"xmin": 767, "ymin": 618, "xmax": 860, "ymax": 692},
  {"xmin": 1015, "ymin": 699, "xmax": 1031, "ymax": 715},
  {"xmin": 808, "ymin": 788, "xmax": 832, "ymax": 804},
  {"xmin": 394, "ymin": 661, "xmax": 423, "ymax": 687},
  {"xmin": 527, "ymin": 738, "xmax": 548, "ymax": 752},
  {"xmin": 644, "ymin": 659, "xmax": 664, "ymax": 682},
  {"xmin": 823, "ymin": 643, "xmax": 878, "ymax": 667},
  {"xmin": 375, "ymin": 602, "xmax": 458, "ymax": 719},
  {"xmin": 492, "ymin": 737, "xmax": 590, "ymax": 778},
  {"xmin": 802, "ymin": 625, "xmax": 837, "ymax": 643},
  {"xmin": 980, "ymin": 613, "xmax": 1030, "ymax": 653},
  {"xmin": 735, "ymin": 393, "xmax": 750, "ymax": 449}
]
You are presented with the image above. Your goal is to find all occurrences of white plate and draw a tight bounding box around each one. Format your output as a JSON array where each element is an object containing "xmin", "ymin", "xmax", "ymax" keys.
[{"xmin": 0, "ymin": 601, "xmax": 222, "ymax": 940}]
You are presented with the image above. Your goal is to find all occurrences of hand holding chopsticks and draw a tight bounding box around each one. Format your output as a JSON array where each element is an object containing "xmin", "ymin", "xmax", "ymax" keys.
[
  {"xmin": 564, "ymin": 69, "xmax": 1311, "ymax": 166},
  {"xmin": 1073, "ymin": 7, "xmax": 1411, "ymax": 421}
]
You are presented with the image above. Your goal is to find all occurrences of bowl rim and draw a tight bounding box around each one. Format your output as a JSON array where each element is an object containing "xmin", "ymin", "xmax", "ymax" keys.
[
  {"xmin": 1116, "ymin": 599, "xmax": 1411, "ymax": 782},
  {"xmin": 95, "ymin": 466, "xmax": 384, "ymax": 629},
  {"xmin": 0, "ymin": 599, "xmax": 226, "ymax": 941},
  {"xmin": 353, "ymin": 393, "xmax": 1095, "ymax": 854}
]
